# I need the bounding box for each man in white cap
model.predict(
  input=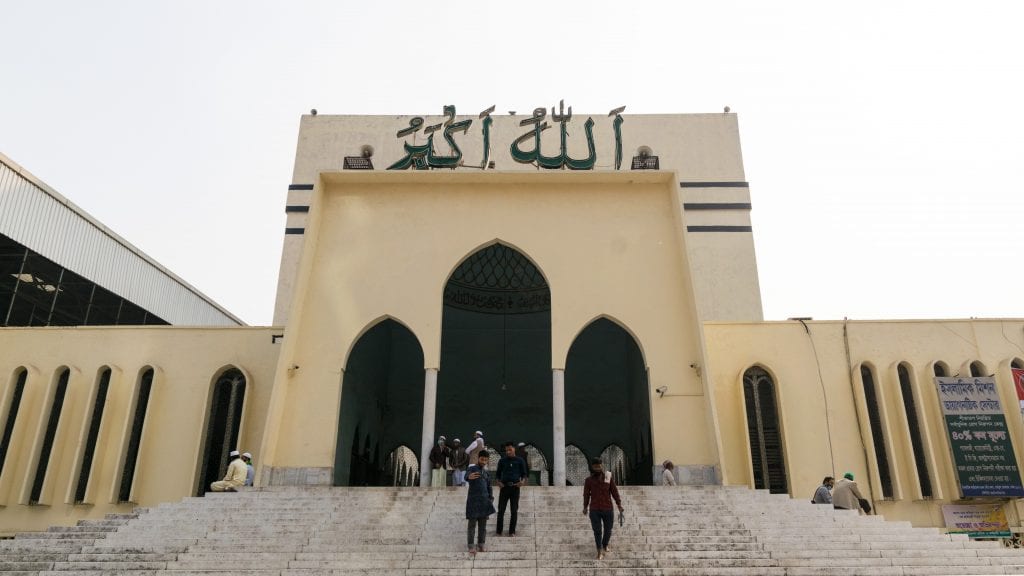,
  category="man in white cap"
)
[464,431,486,466]
[241,452,255,486]
[429,436,449,488]
[210,450,248,492]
